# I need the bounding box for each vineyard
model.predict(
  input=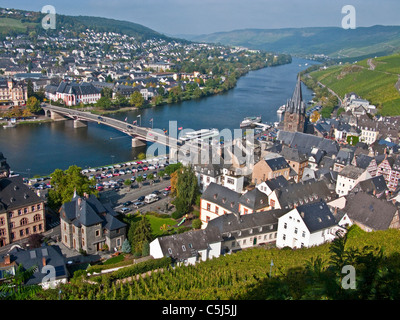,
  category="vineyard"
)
[308,53,400,116]
[33,227,400,300]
